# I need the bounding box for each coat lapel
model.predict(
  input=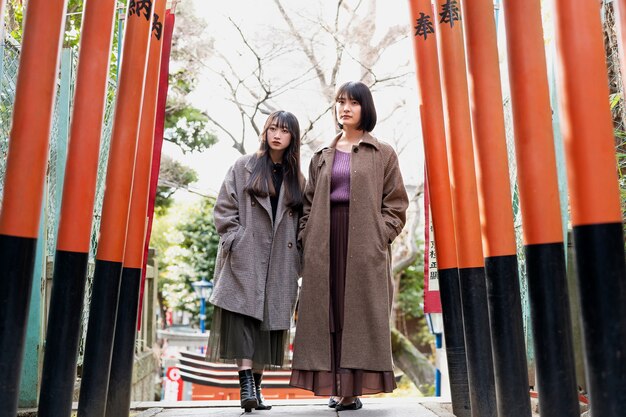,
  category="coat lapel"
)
[245,155,275,225]
[273,185,286,231]
[321,147,335,171]
[256,194,273,224]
